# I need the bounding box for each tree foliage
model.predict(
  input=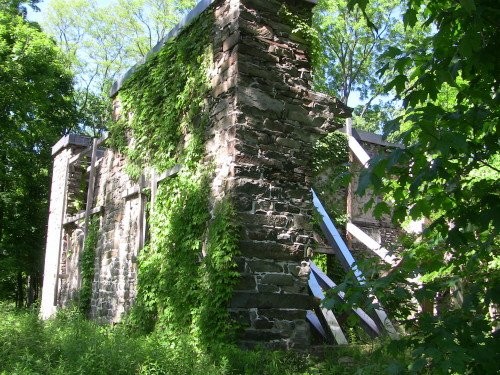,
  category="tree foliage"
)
[330,0,500,372]
[313,0,400,105]
[312,0,430,133]
[0,3,75,305]
[43,0,196,135]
